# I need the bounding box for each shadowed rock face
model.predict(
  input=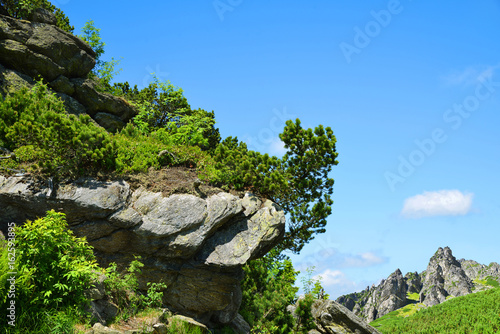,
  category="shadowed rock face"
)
[0,14,137,132]
[0,175,285,324]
